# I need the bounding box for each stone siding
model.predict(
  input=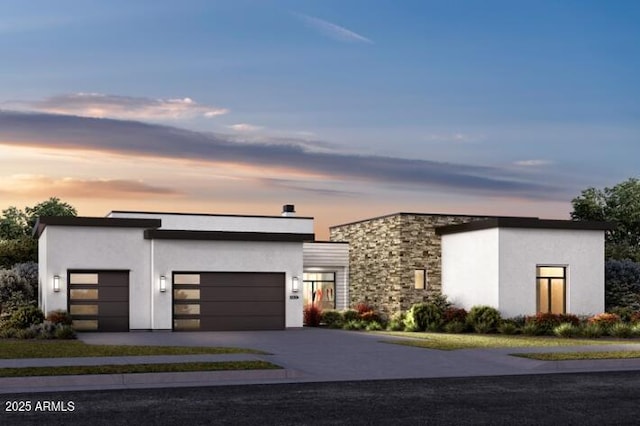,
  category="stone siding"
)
[330,213,489,315]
